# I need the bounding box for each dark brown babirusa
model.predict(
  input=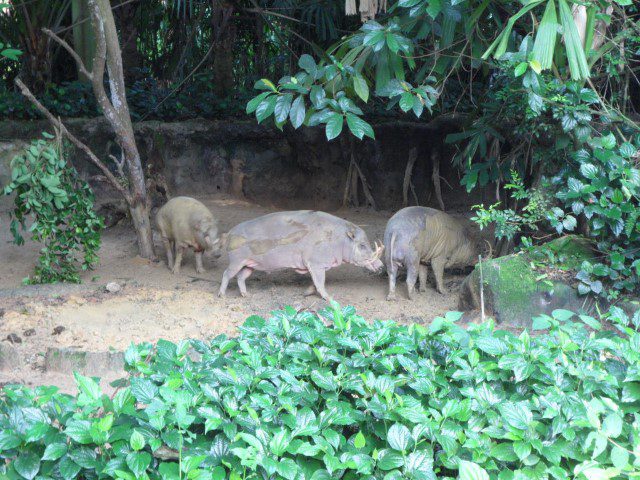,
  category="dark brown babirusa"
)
[156,197,223,274]
[384,206,491,300]
[217,210,384,300]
